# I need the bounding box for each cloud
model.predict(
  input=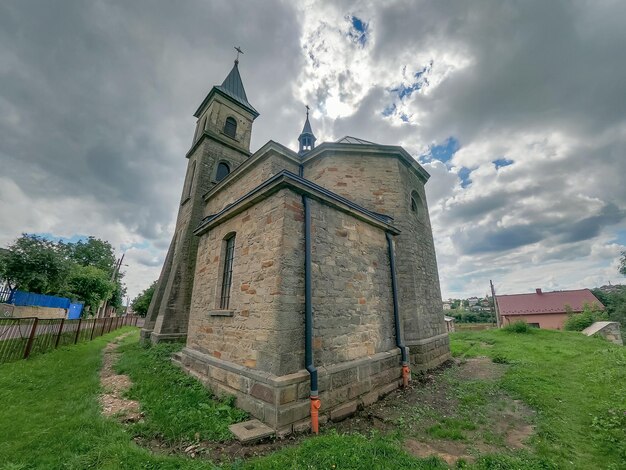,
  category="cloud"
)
[1,0,625,300]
